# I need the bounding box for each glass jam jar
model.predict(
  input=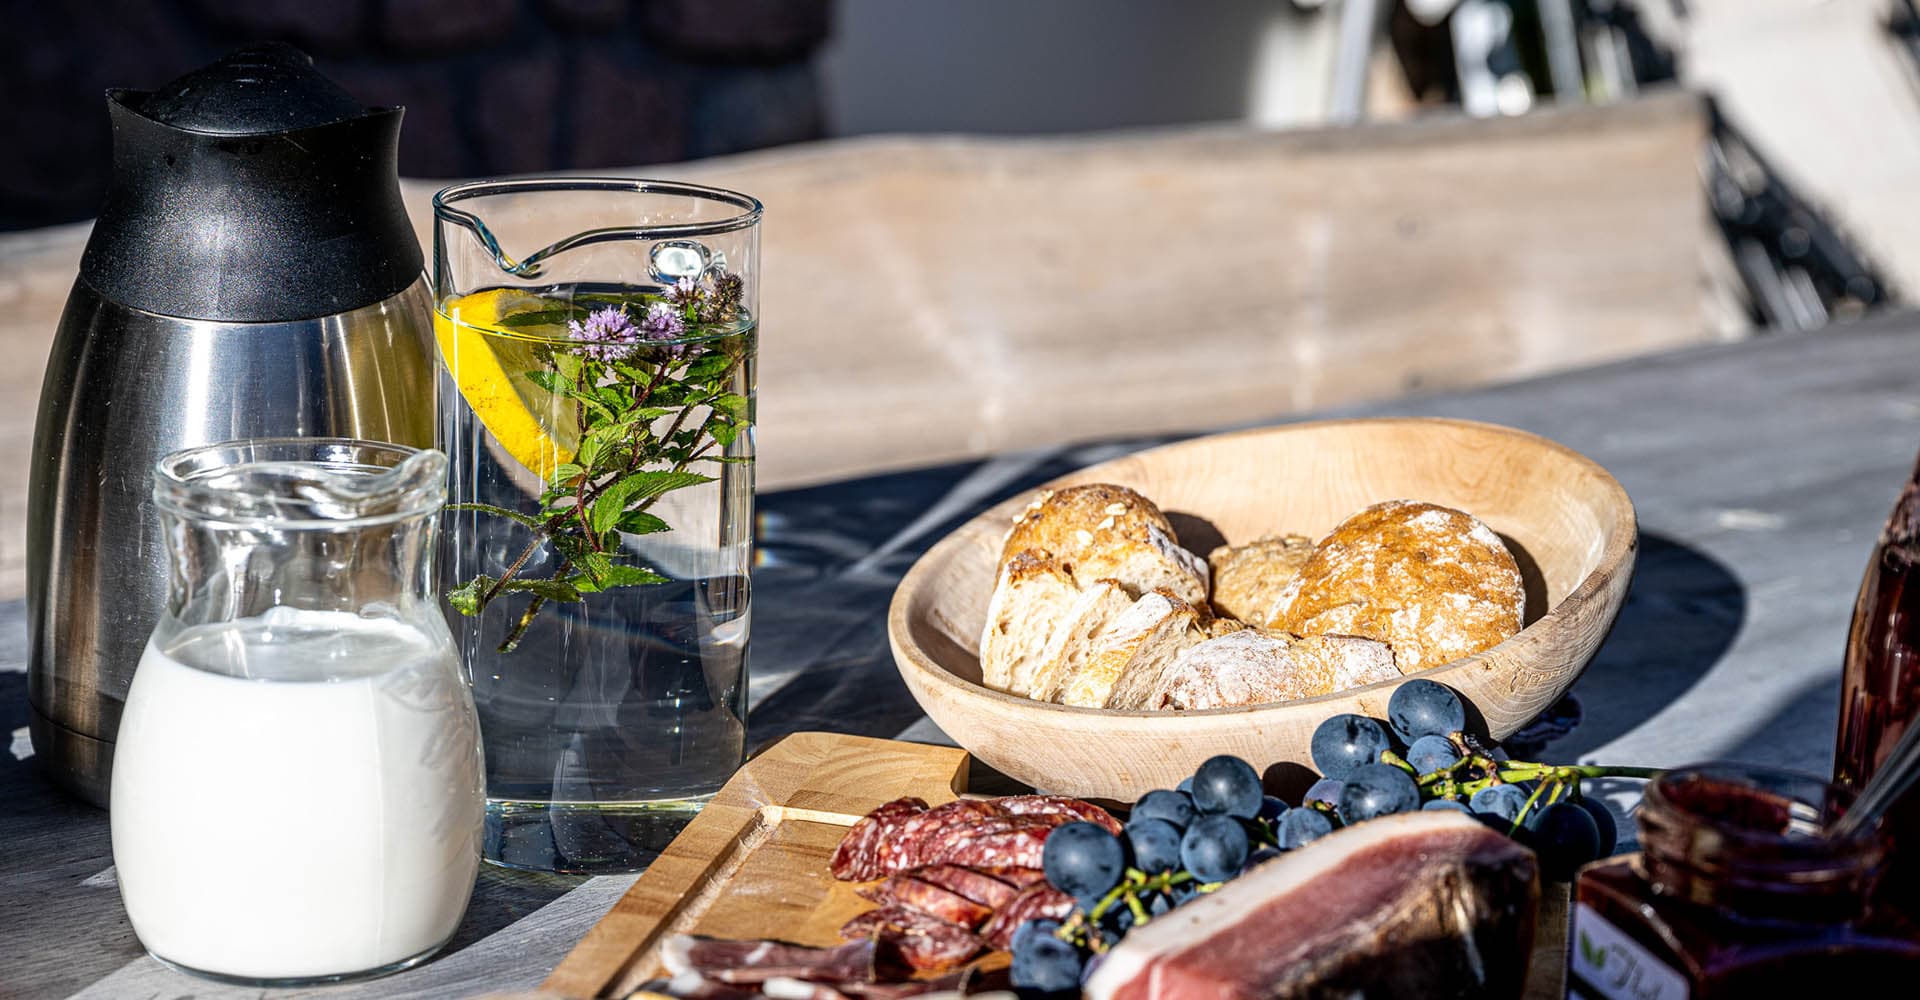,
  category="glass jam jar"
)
[1571,764,1920,999]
